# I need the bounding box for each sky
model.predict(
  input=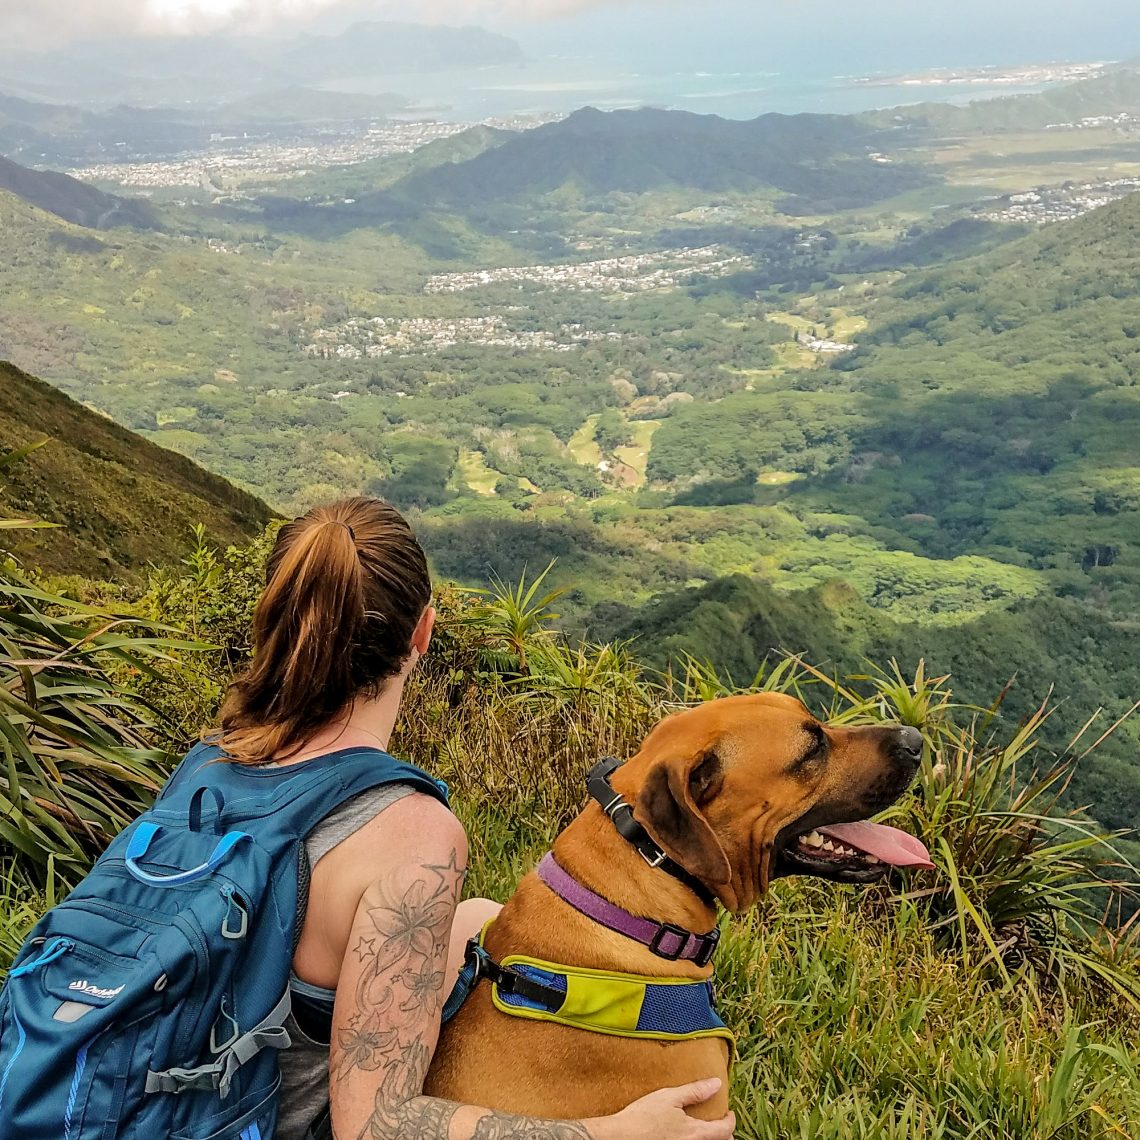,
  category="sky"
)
[4,0,1139,63]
